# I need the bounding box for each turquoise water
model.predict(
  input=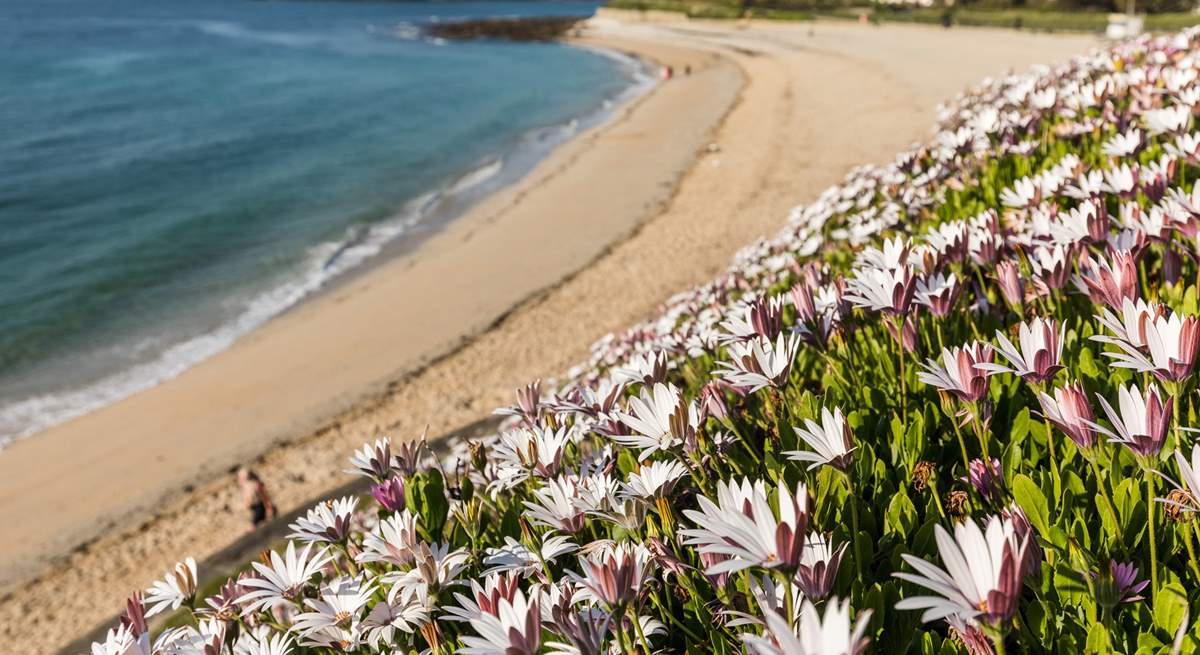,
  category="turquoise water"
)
[0,0,649,445]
